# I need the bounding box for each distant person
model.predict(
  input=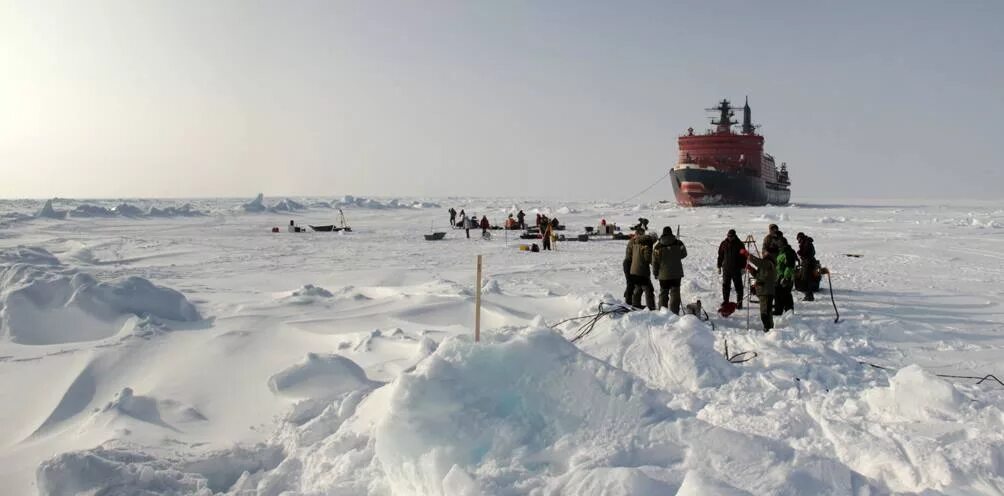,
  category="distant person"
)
[631,217,650,233]
[458,209,466,229]
[506,213,516,229]
[652,227,687,314]
[288,219,296,232]
[542,221,553,250]
[747,248,777,332]
[535,213,542,229]
[465,215,471,239]
[796,232,818,301]
[449,207,457,227]
[480,215,490,236]
[774,237,797,315]
[626,231,656,310]
[550,217,560,230]
[717,229,745,309]
[762,223,782,255]
[517,210,526,230]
